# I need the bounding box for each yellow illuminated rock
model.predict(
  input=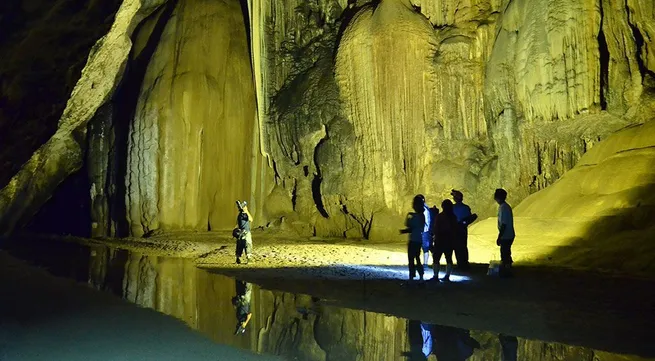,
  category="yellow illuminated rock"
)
[469,117,655,274]
[124,0,260,235]
[0,0,653,259]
